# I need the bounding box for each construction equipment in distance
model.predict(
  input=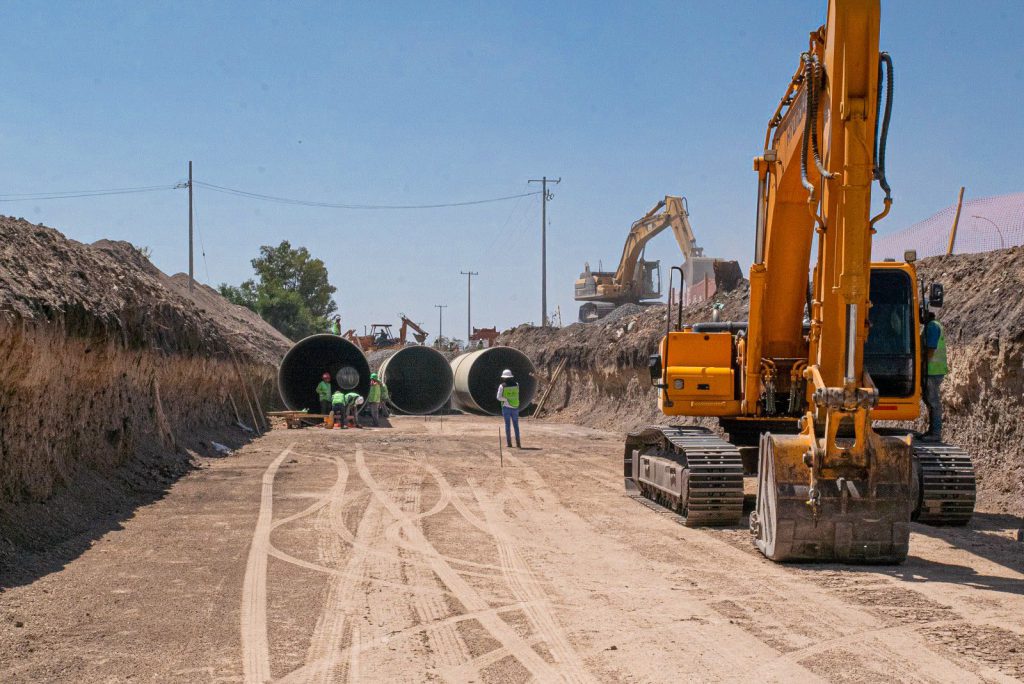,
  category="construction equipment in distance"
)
[574,195,734,322]
[624,0,975,563]
[347,314,429,352]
